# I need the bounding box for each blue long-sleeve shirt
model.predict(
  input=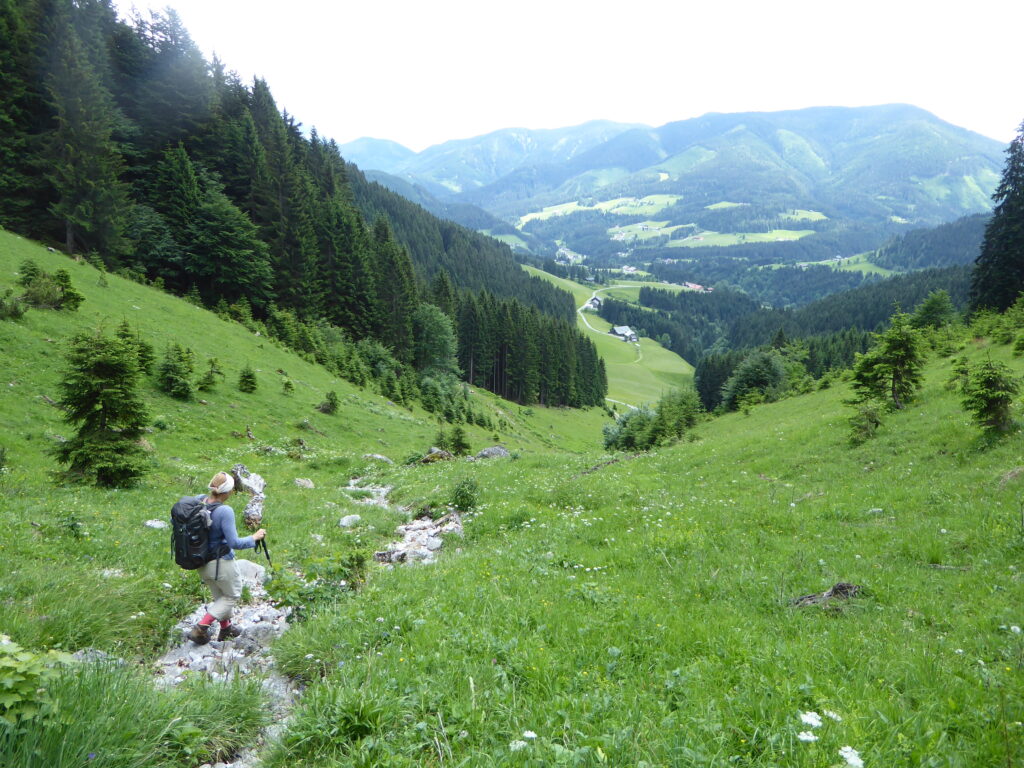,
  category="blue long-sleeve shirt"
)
[196,495,255,559]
